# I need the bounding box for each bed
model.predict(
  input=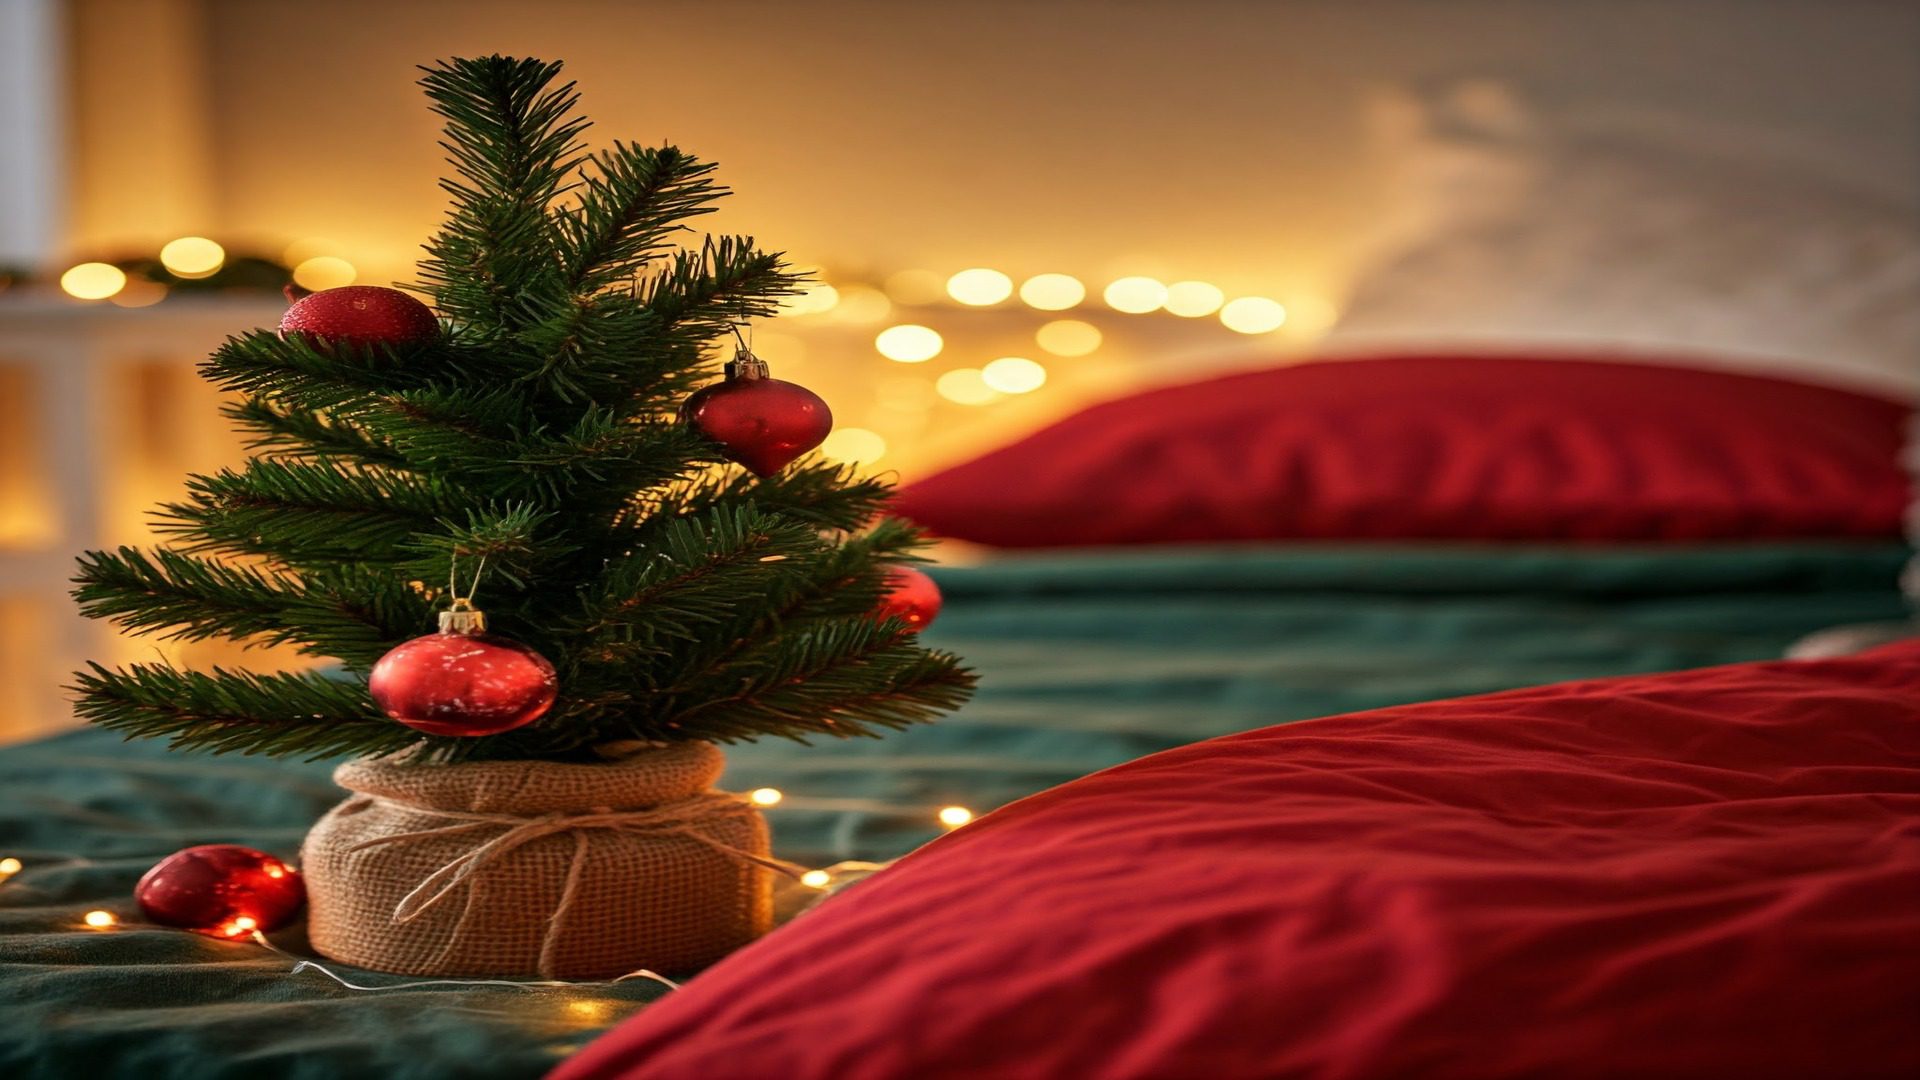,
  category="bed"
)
[1,533,1909,1078]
